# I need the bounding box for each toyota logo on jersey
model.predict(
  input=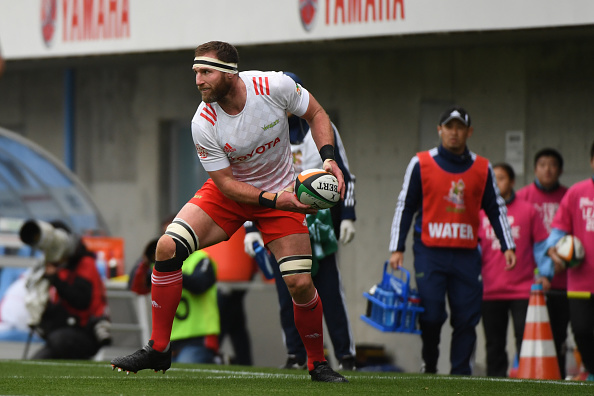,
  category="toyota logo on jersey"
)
[41,0,57,47]
[299,0,317,32]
